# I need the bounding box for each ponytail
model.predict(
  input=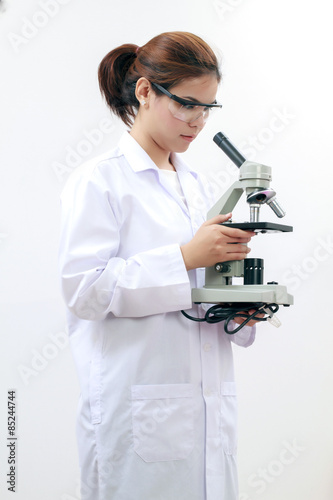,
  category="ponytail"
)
[98,44,139,127]
[98,32,221,127]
